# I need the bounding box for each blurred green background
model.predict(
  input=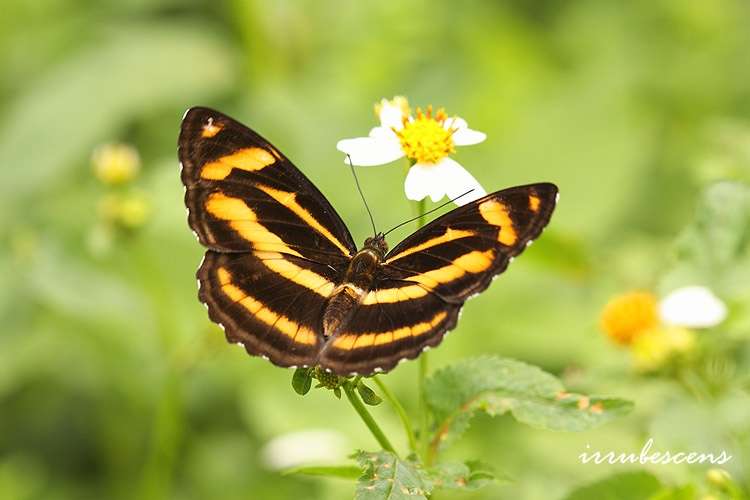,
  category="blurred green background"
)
[2,1,750,499]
